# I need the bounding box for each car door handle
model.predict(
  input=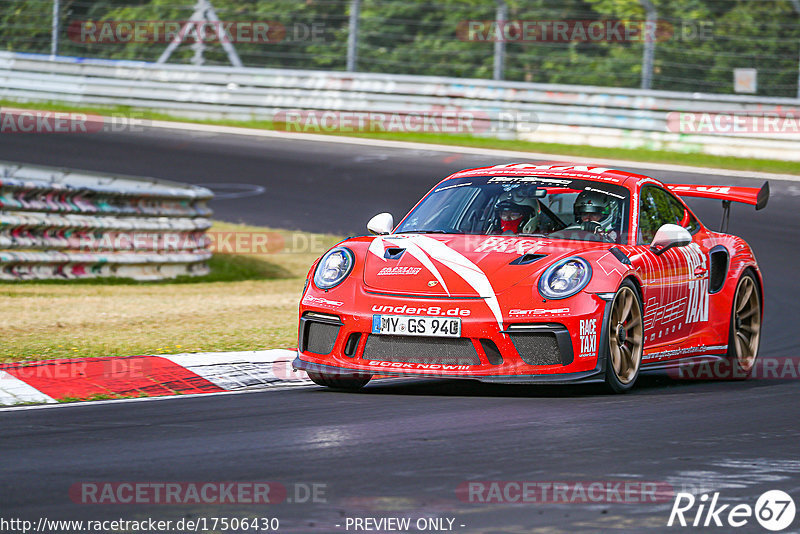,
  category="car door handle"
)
[694,266,708,277]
